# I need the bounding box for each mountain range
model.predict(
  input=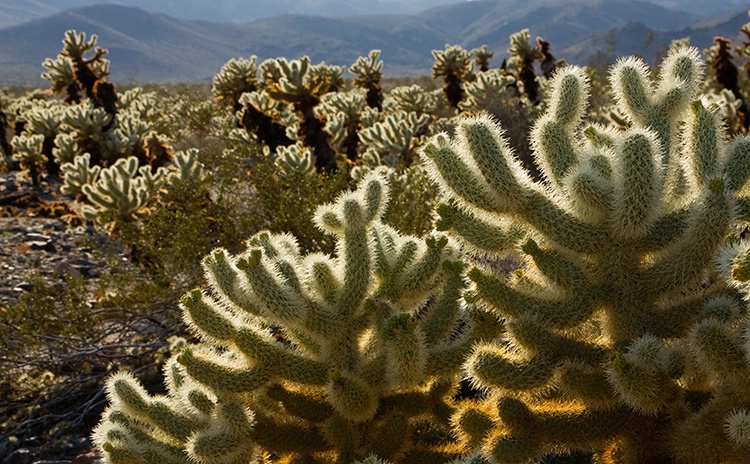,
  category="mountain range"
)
[2,0,749,26]
[0,0,748,86]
